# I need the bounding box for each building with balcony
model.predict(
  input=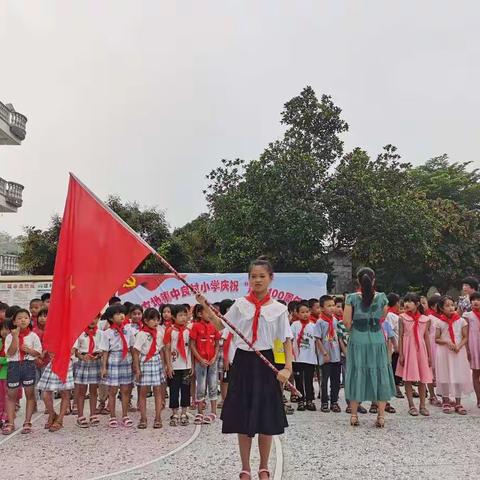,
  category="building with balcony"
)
[0,254,20,276]
[1,99,27,212]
